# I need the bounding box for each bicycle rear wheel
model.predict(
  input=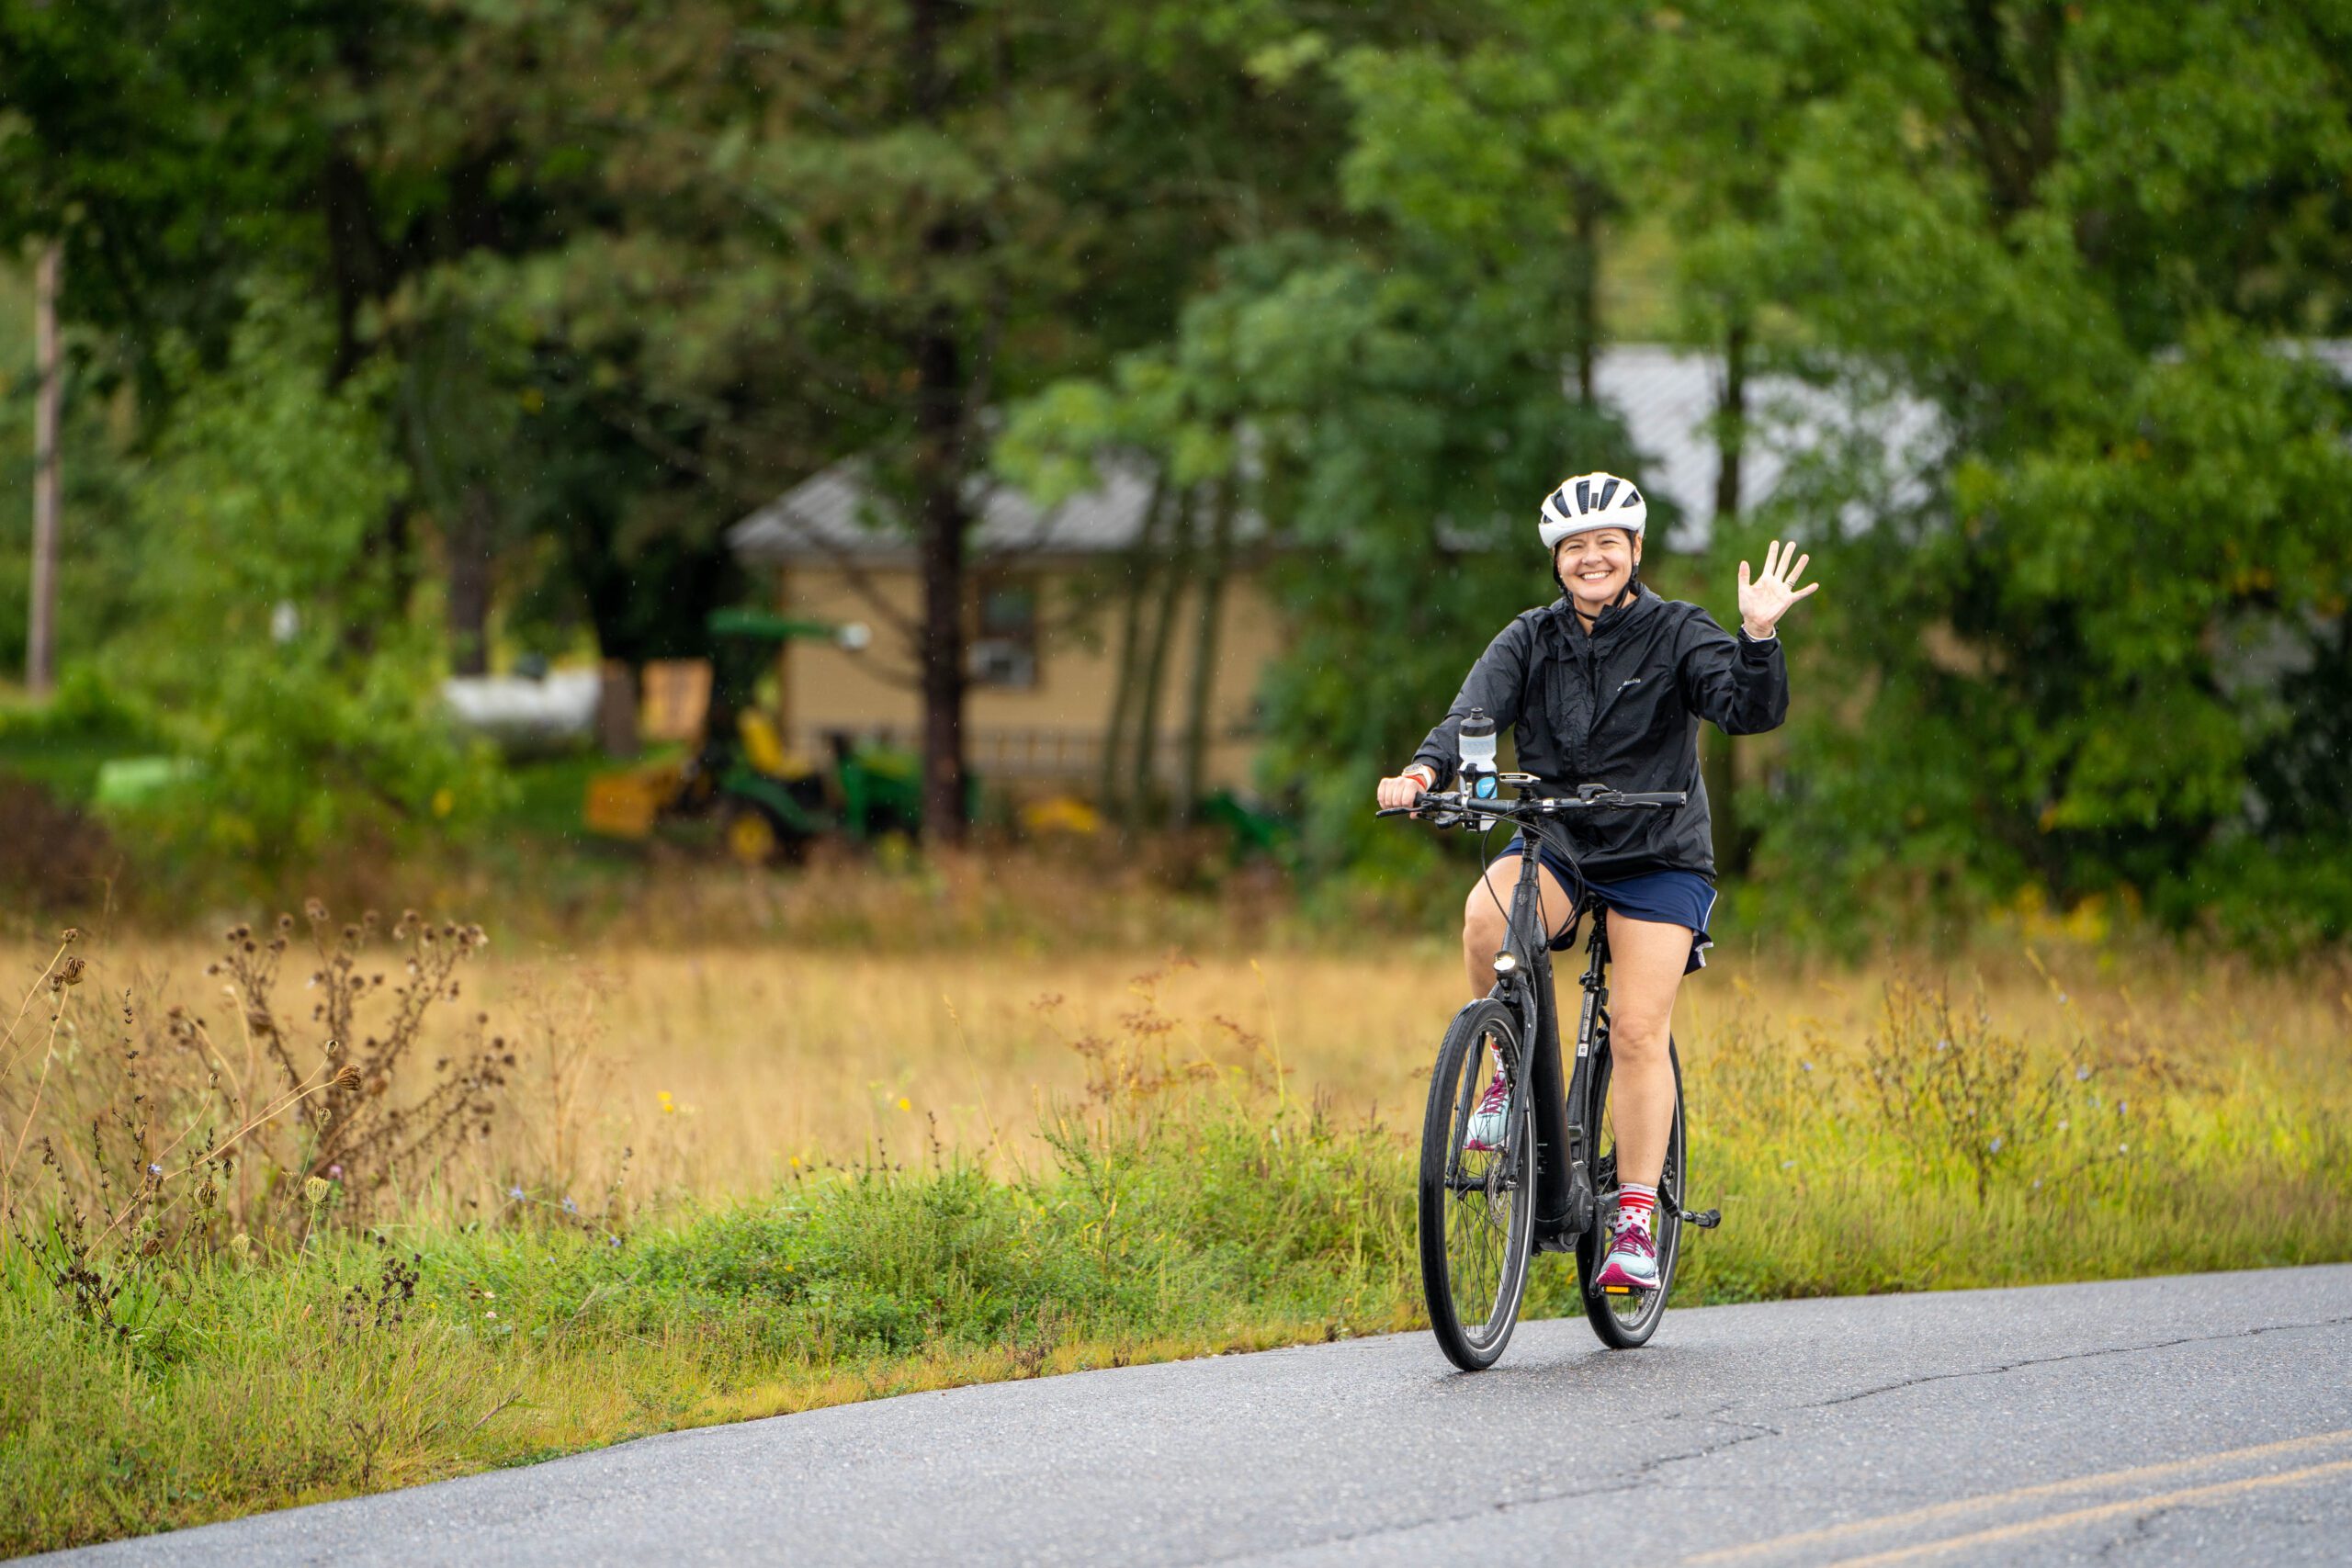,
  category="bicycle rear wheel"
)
[1576,1035,1685,1349]
[1419,998,1536,1371]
